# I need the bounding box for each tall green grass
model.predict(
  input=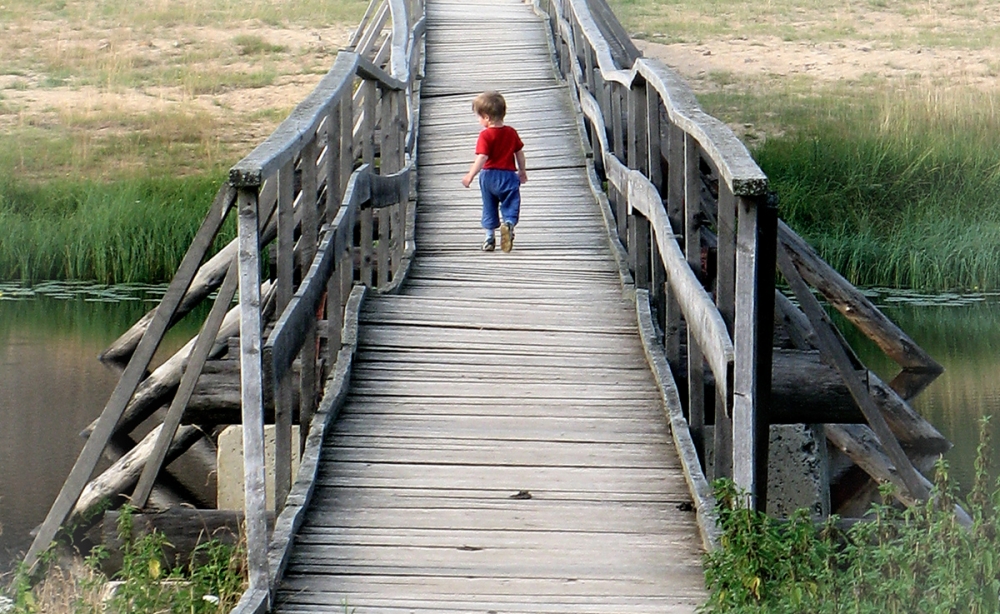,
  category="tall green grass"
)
[0,174,231,283]
[702,84,1000,290]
